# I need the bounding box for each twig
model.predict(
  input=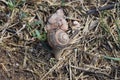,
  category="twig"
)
[0,0,8,5]
[69,59,72,80]
[0,63,10,78]
[40,59,64,80]
[70,65,113,79]
[86,3,120,15]
[65,17,81,21]
[16,24,26,34]
[41,49,73,80]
